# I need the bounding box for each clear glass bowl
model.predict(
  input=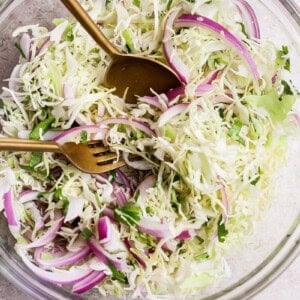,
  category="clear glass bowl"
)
[0,0,299,299]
